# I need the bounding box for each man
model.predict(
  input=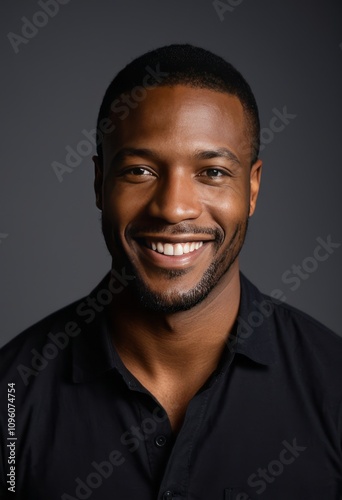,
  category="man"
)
[0,44,341,499]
